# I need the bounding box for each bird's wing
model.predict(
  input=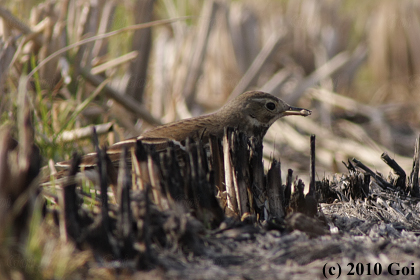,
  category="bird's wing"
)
[140,114,213,141]
[56,115,213,169]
